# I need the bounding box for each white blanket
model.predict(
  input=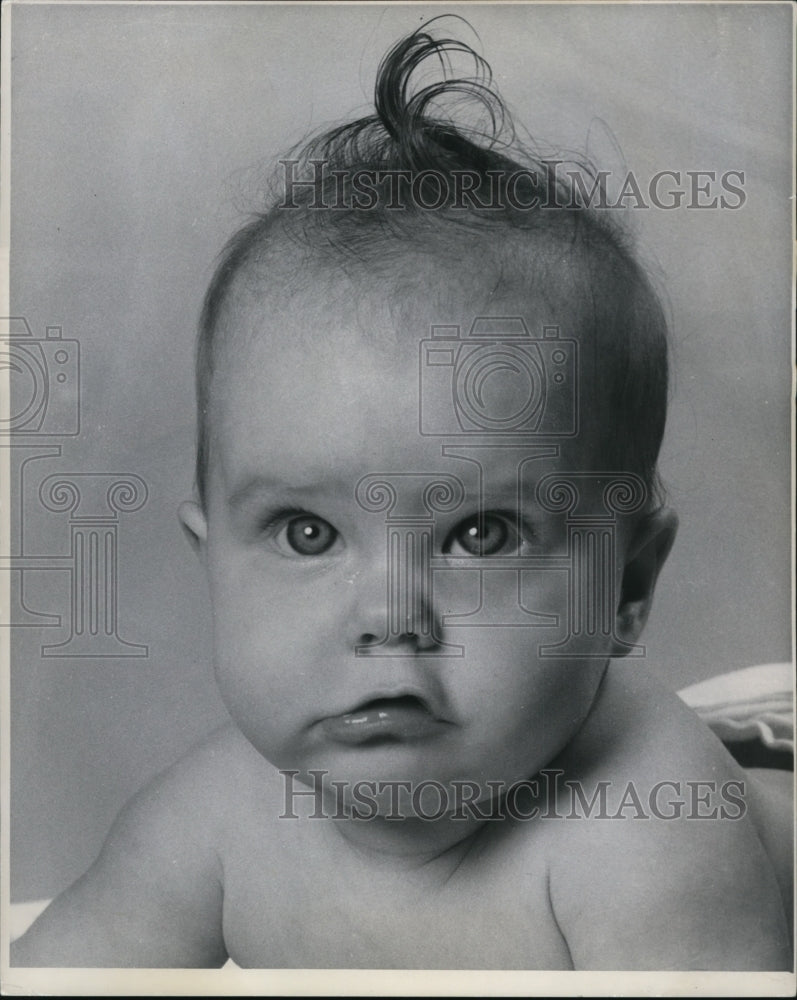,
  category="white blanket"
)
[677,662,794,754]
